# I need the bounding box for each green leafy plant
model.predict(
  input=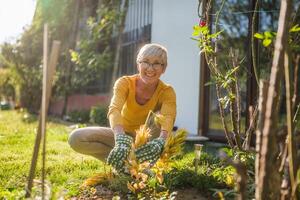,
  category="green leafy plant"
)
[254,24,300,48]
[69,2,121,91]
[0,69,15,101]
[89,106,108,125]
[192,20,245,150]
[254,31,276,47]
[67,110,90,123]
